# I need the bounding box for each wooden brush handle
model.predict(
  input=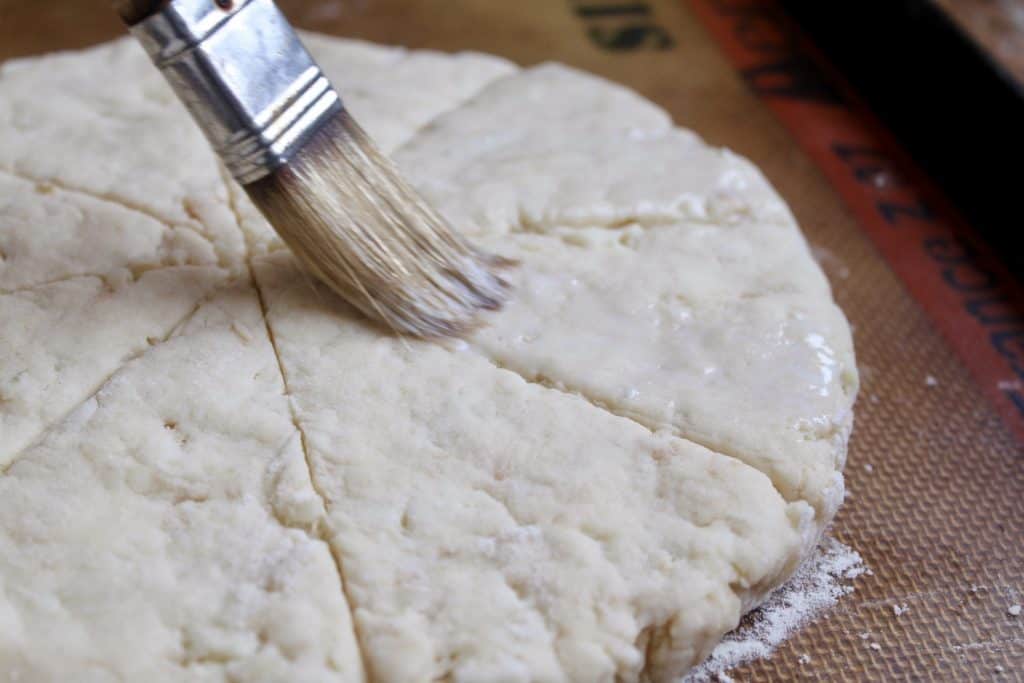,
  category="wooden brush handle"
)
[112,0,169,25]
